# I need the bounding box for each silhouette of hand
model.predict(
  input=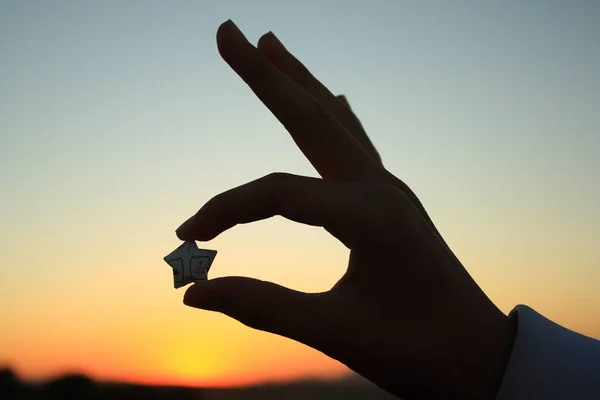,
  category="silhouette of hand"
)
[176,20,516,400]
